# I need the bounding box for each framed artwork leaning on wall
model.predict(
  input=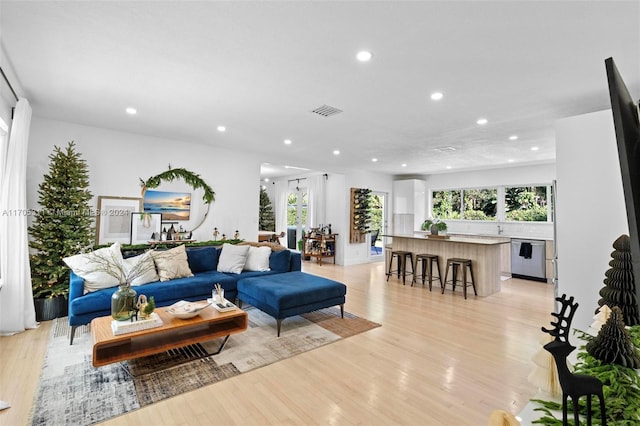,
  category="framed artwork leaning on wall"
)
[95,196,142,245]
